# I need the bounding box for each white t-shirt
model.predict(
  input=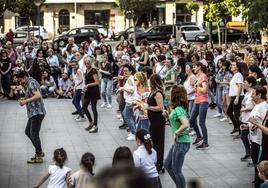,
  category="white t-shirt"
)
[240,91,254,123]
[78,56,87,74]
[47,165,71,188]
[155,63,167,79]
[133,145,159,178]
[73,69,85,90]
[248,101,268,145]
[123,75,137,104]
[229,72,244,97]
